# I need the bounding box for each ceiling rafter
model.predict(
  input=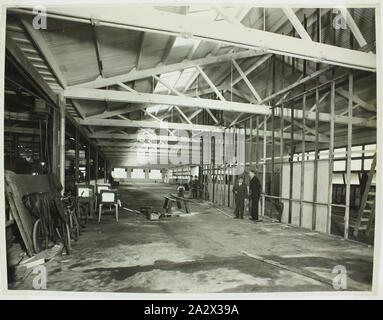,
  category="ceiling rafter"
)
[282,8,312,41]
[12,6,375,73]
